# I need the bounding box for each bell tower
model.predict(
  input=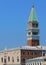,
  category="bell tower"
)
[27,5,39,46]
